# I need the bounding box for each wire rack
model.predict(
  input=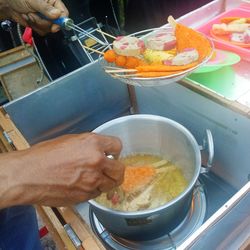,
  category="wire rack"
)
[73,17,111,63]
